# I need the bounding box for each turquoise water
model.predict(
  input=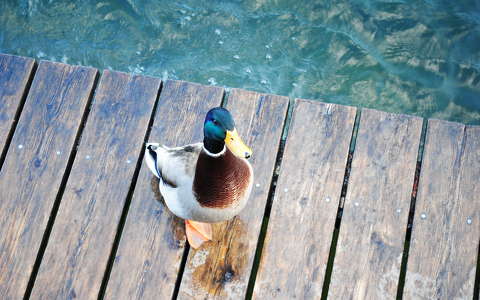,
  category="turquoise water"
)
[1,0,479,124]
